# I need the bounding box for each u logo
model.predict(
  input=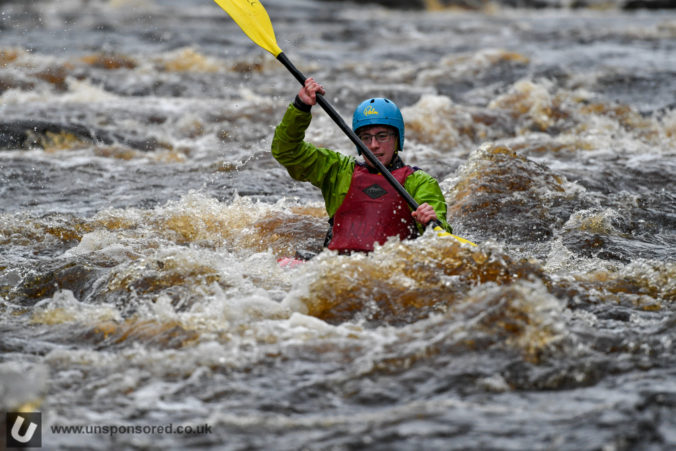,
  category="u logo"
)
[6,412,42,448]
